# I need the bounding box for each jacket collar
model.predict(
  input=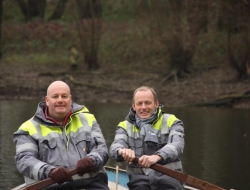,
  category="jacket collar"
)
[125,105,164,126]
[34,101,88,126]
